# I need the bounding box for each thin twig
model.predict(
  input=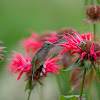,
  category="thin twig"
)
[80,68,87,100]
